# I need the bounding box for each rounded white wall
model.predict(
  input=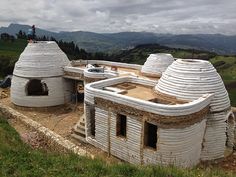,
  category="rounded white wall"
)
[13,41,70,77]
[11,41,72,107]
[11,76,72,107]
[144,119,206,167]
[155,59,233,160]
[141,53,174,76]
